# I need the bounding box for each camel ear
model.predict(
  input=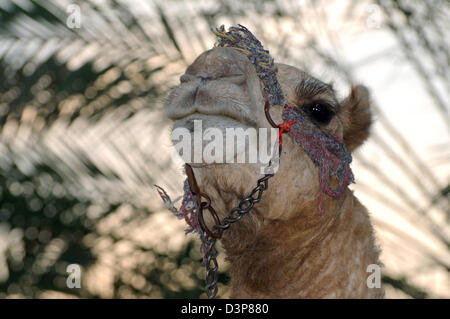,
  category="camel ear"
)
[340,85,373,152]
